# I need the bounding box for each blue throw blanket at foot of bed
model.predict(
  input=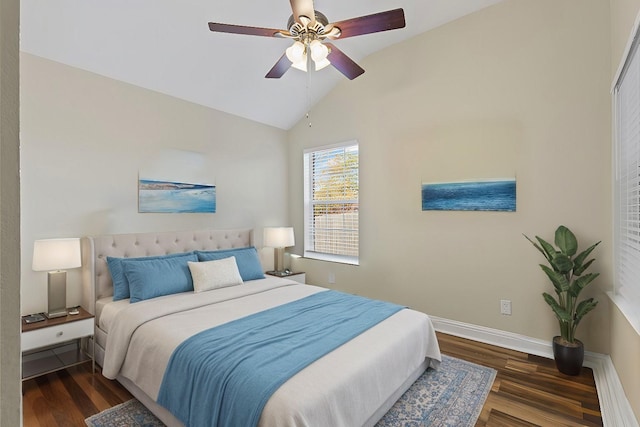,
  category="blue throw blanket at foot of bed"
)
[157,290,404,427]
